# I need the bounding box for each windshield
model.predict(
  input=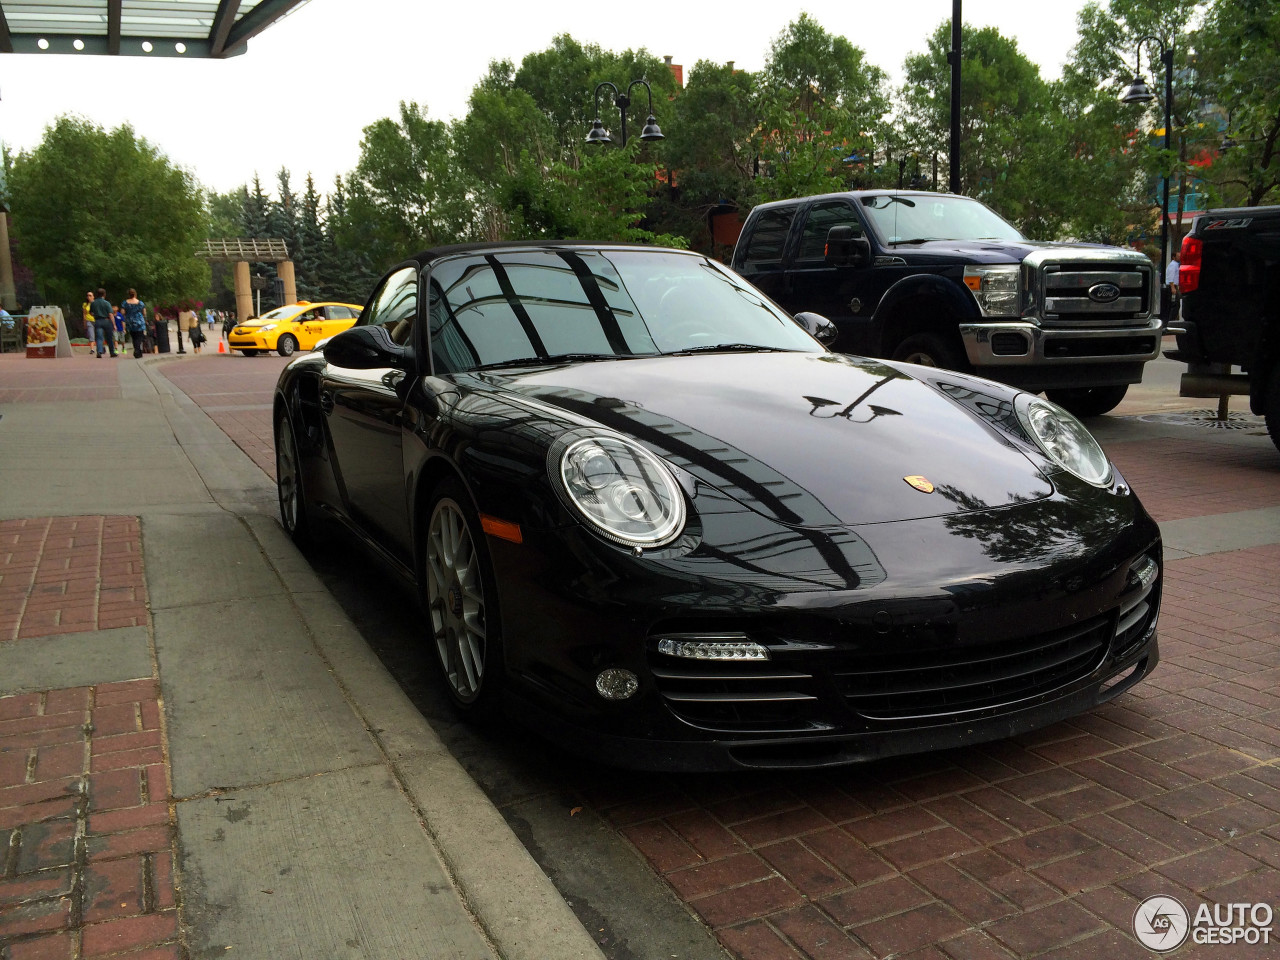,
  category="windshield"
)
[426,249,822,374]
[859,195,1025,244]
[257,305,300,321]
